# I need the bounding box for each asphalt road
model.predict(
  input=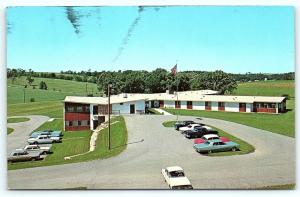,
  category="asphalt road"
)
[7,115,50,155]
[7,115,295,189]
